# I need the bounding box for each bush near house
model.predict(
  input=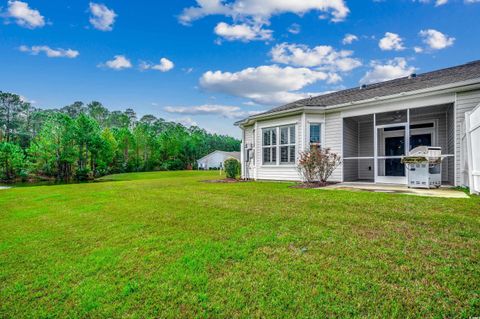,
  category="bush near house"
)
[224,158,240,179]
[297,146,342,185]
